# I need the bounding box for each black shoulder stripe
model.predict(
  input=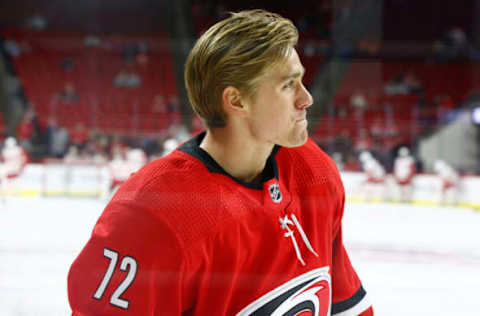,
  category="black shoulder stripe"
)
[331,285,366,314]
